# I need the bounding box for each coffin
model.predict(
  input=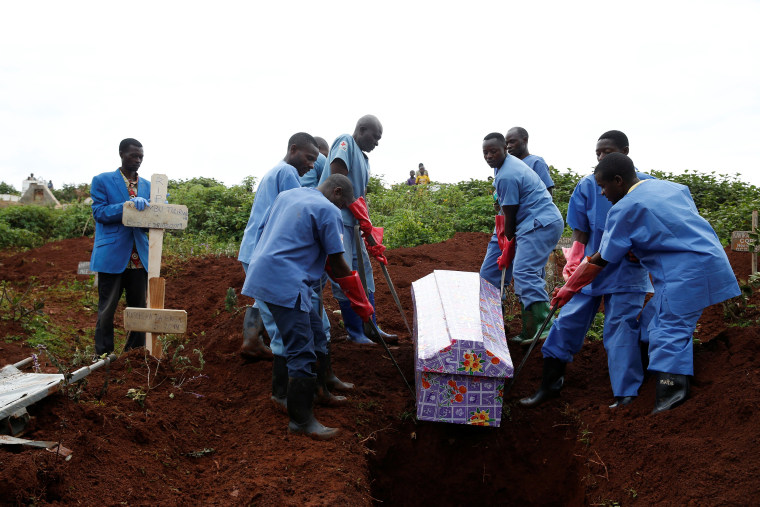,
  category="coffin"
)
[412,270,513,426]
